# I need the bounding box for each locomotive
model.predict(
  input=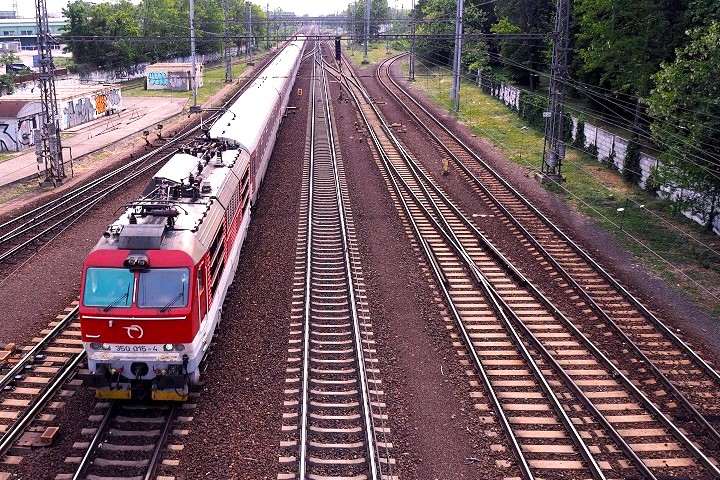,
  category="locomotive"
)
[79,37,306,401]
